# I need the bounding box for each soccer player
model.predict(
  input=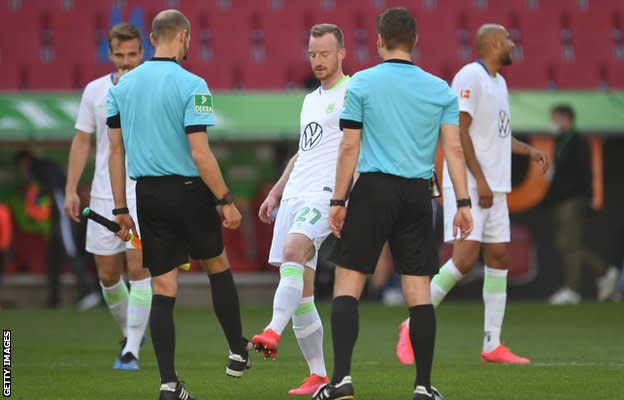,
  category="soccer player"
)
[64,23,151,371]
[107,10,249,400]
[396,24,550,366]
[313,8,472,400]
[251,24,348,396]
